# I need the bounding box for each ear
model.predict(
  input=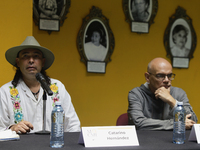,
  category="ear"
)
[145,72,150,83]
[172,34,177,43]
[16,58,20,67]
[42,58,46,67]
